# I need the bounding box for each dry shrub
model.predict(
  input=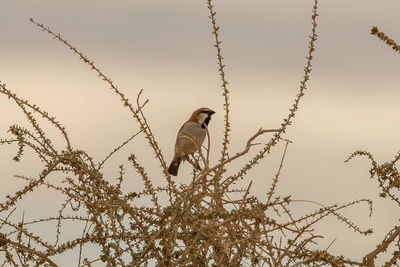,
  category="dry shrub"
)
[0,1,399,266]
